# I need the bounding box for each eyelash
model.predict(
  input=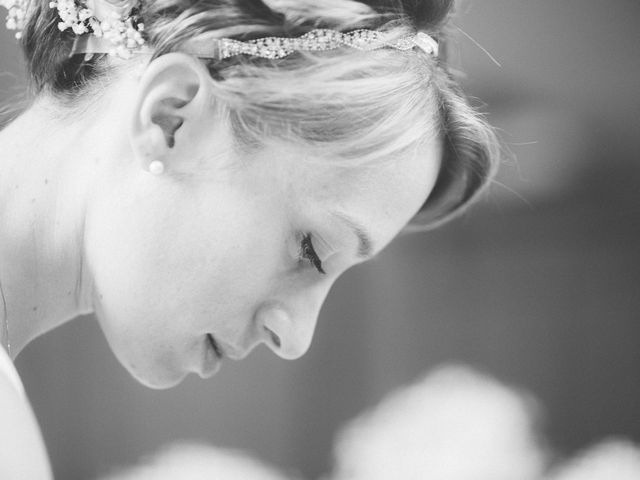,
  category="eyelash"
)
[299,233,326,275]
